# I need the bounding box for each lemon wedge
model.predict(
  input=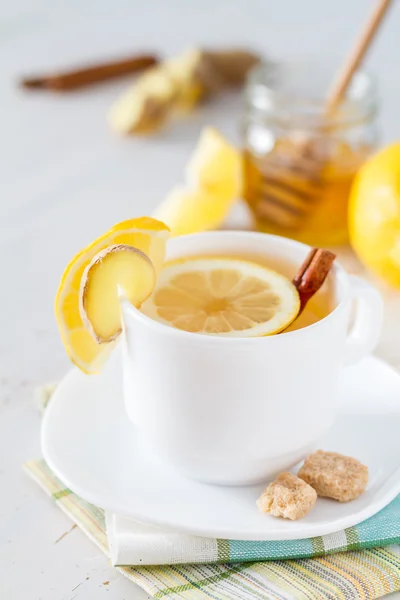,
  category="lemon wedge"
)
[55,217,169,373]
[141,257,300,336]
[185,127,242,199]
[153,185,230,237]
[153,127,242,236]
